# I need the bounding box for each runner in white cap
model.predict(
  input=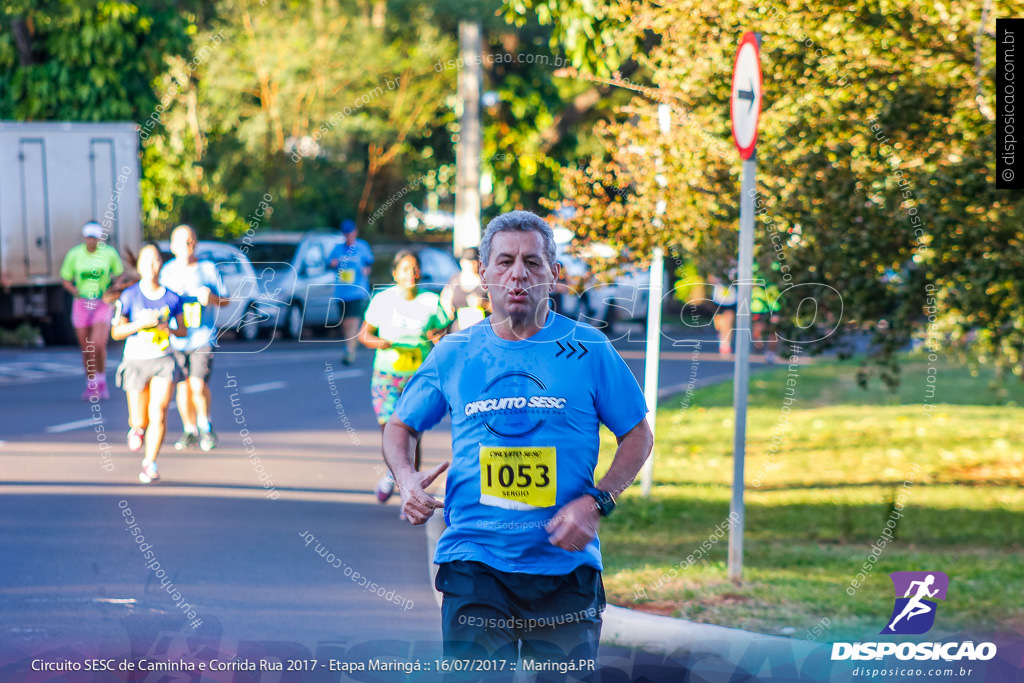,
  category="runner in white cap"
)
[160,225,228,452]
[60,221,125,400]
